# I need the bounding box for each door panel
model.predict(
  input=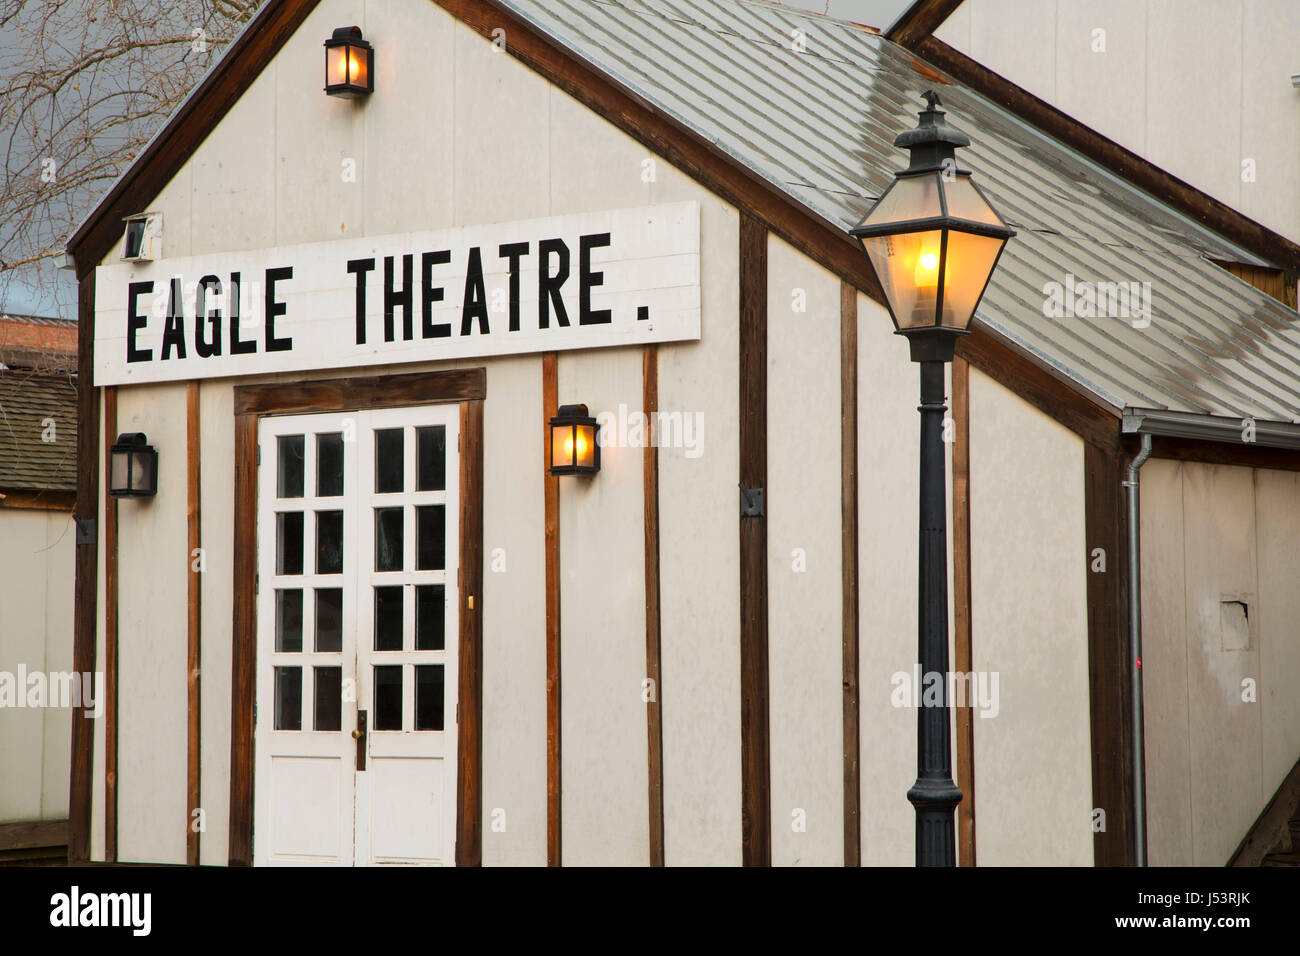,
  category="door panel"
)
[253,405,459,867]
